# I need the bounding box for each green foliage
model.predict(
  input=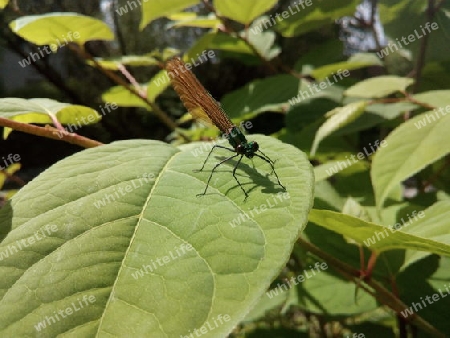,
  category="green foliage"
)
[1,0,450,337]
